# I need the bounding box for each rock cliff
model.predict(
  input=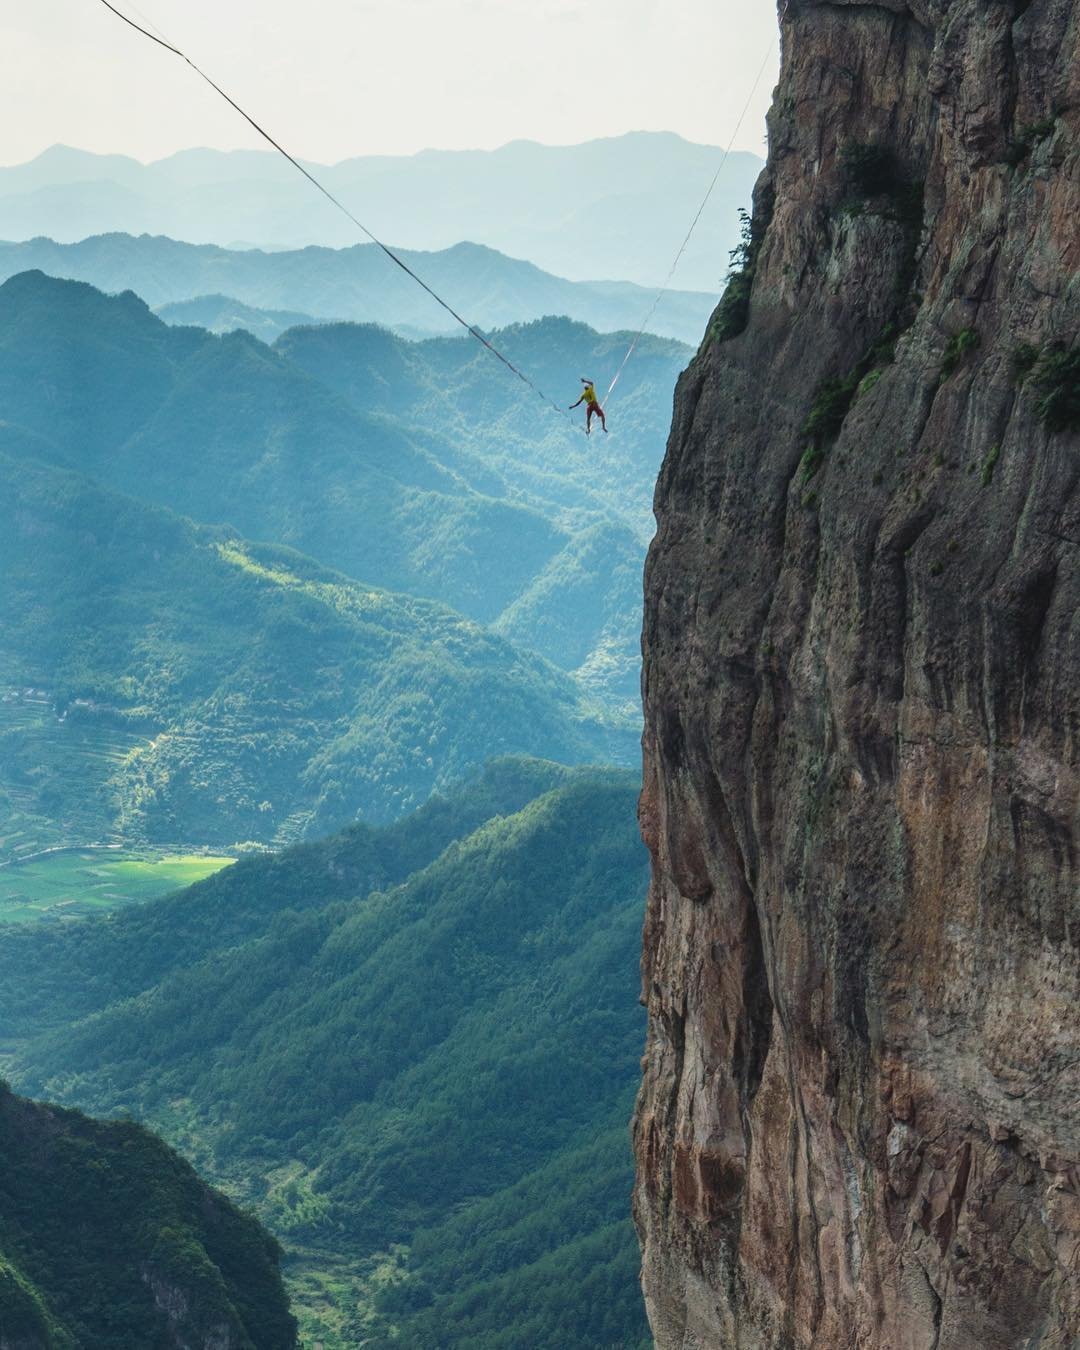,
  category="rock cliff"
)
[634,0,1080,1344]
